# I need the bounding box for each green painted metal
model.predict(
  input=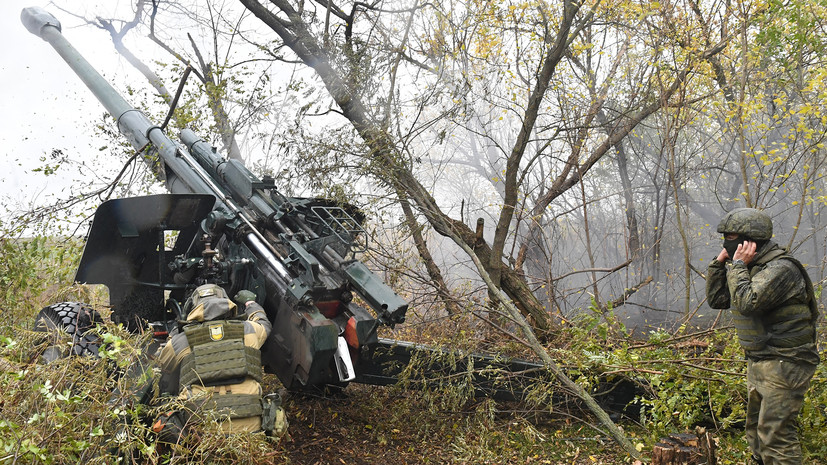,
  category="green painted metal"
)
[22,6,407,391]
